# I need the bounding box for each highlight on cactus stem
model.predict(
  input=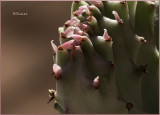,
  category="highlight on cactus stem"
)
[48,1,159,114]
